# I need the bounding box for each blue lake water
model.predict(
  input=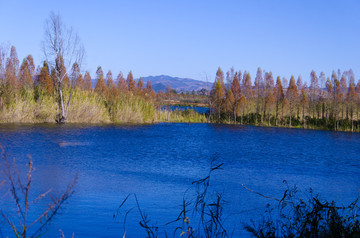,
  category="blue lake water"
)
[159,105,209,114]
[0,123,359,237]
